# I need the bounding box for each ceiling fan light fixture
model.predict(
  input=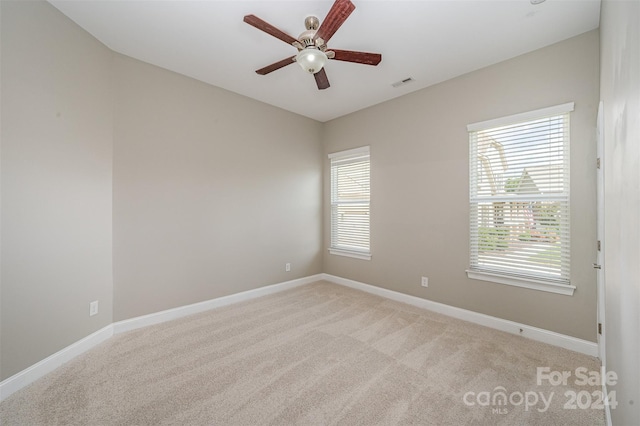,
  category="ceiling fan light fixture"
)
[296,48,327,74]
